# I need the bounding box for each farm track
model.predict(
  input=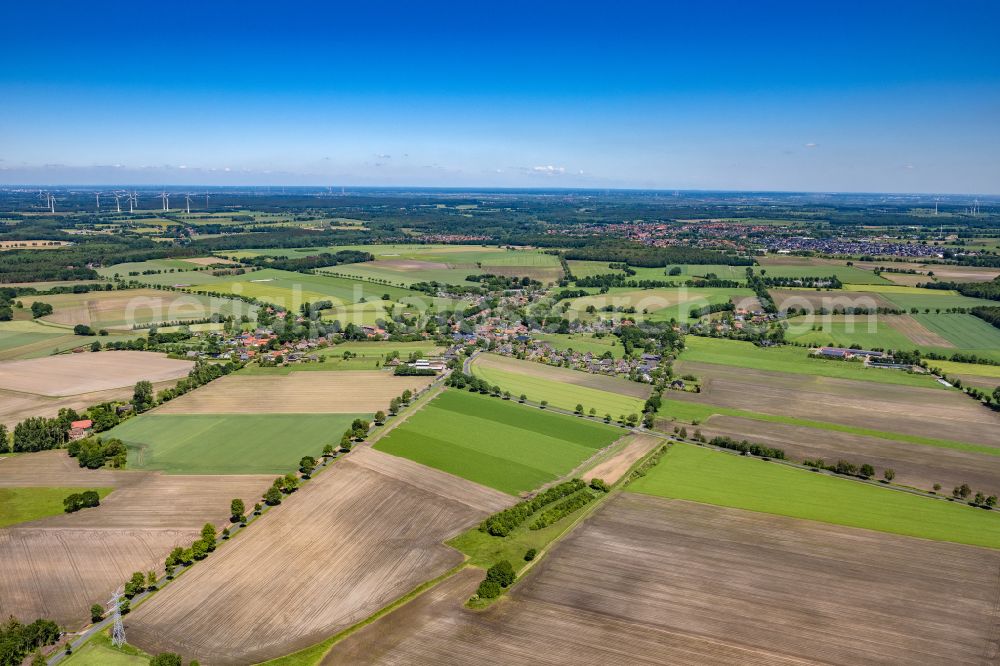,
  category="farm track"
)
[325,494,1000,665]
